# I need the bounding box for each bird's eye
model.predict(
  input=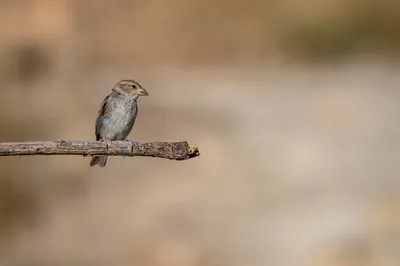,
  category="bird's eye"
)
[132,84,136,88]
